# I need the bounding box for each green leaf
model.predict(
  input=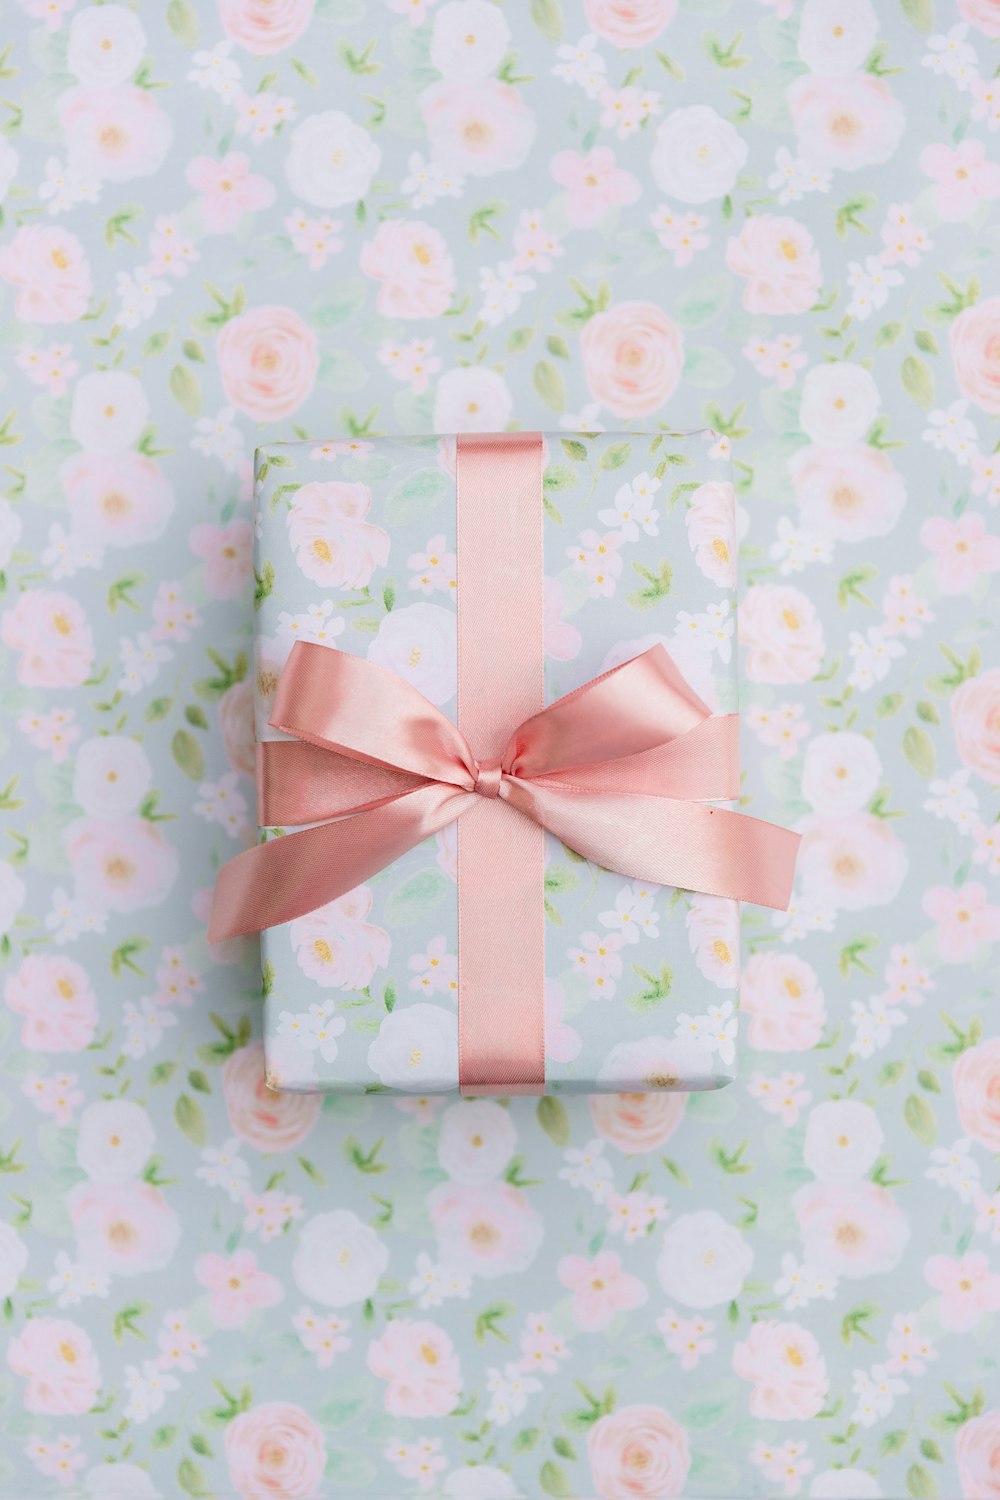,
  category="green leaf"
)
[166,0,199,47]
[507,326,535,353]
[536,1095,570,1147]
[544,464,578,493]
[881,1429,908,1456]
[533,360,566,412]
[531,0,563,42]
[599,441,632,471]
[561,439,587,462]
[920,1439,944,1463]
[175,1094,207,1147]
[901,0,934,34]
[547,334,571,359]
[904,1092,937,1147]
[902,725,936,777]
[876,692,905,718]
[874,321,904,348]
[915,329,939,356]
[675,273,733,328]
[901,354,934,408]
[146,696,173,722]
[184,704,209,730]
[682,345,735,389]
[384,870,448,926]
[254,561,275,610]
[171,729,205,782]
[514,1428,542,1452]
[152,1426,179,1449]
[907,1463,939,1499]
[539,1461,574,1498]
[878,1059,905,1087]
[169,363,201,416]
[384,468,448,526]
[144,330,172,357]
